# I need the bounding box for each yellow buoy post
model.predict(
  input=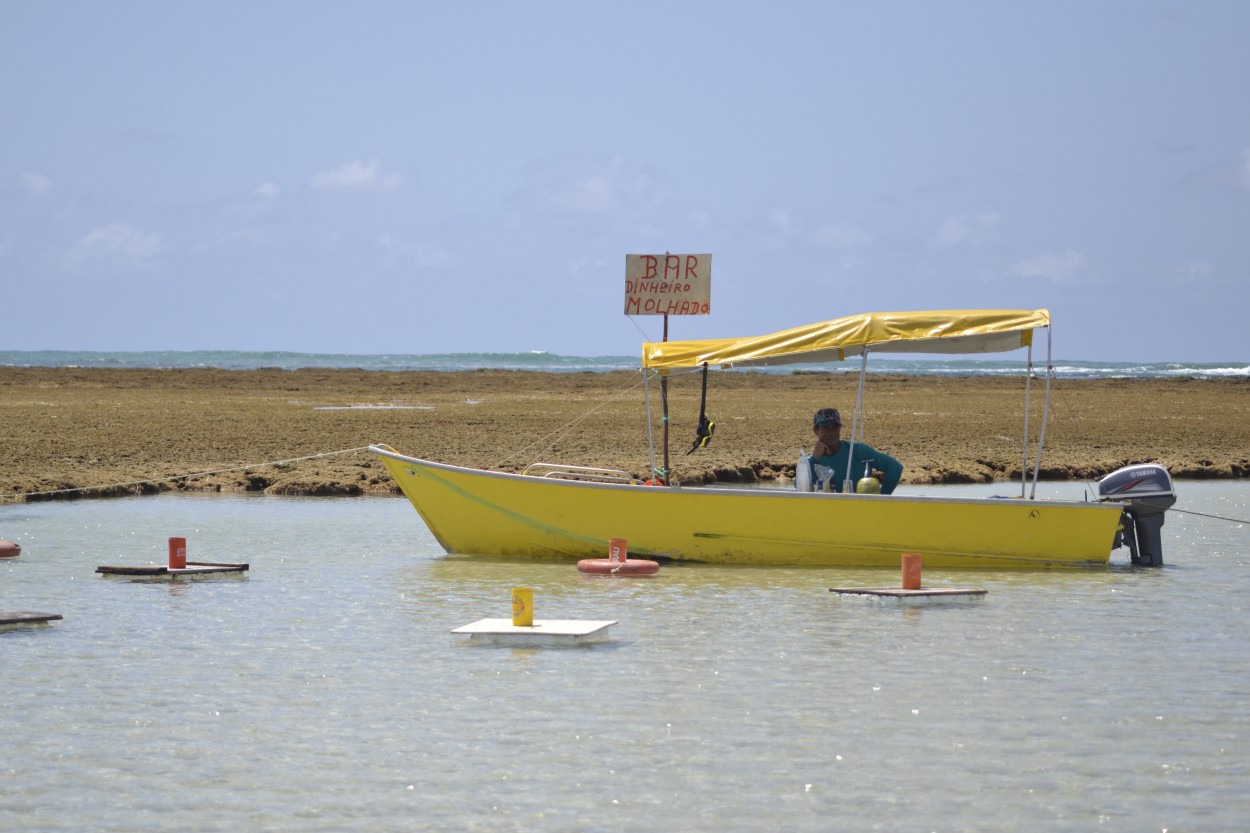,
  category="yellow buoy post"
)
[512,587,533,627]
